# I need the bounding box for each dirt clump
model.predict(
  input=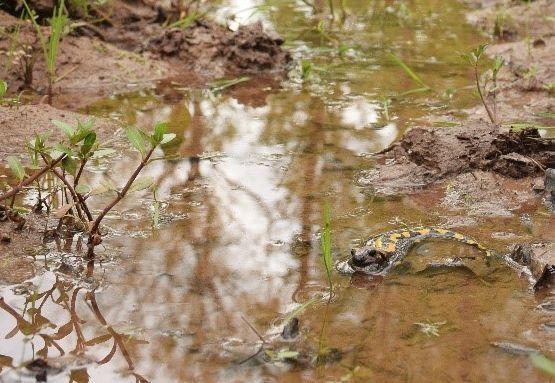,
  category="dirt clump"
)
[358,122,555,195]
[144,21,291,78]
